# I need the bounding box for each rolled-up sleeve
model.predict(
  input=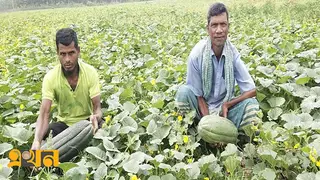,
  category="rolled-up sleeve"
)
[89,69,101,99]
[42,73,54,101]
[186,55,203,97]
[233,53,256,93]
